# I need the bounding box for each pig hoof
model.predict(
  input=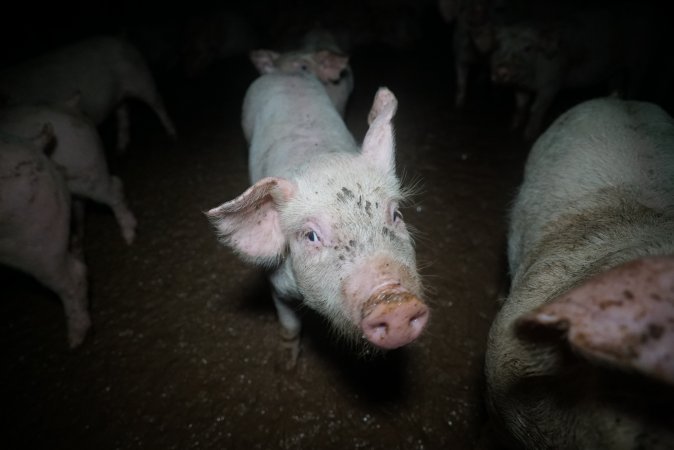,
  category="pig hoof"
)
[67,315,92,348]
[279,335,300,371]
